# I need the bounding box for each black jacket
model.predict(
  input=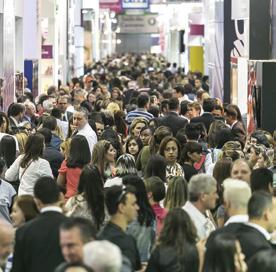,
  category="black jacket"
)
[11,211,67,272]
[236,224,272,262]
[190,112,214,132]
[146,244,198,272]
[157,112,188,136]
